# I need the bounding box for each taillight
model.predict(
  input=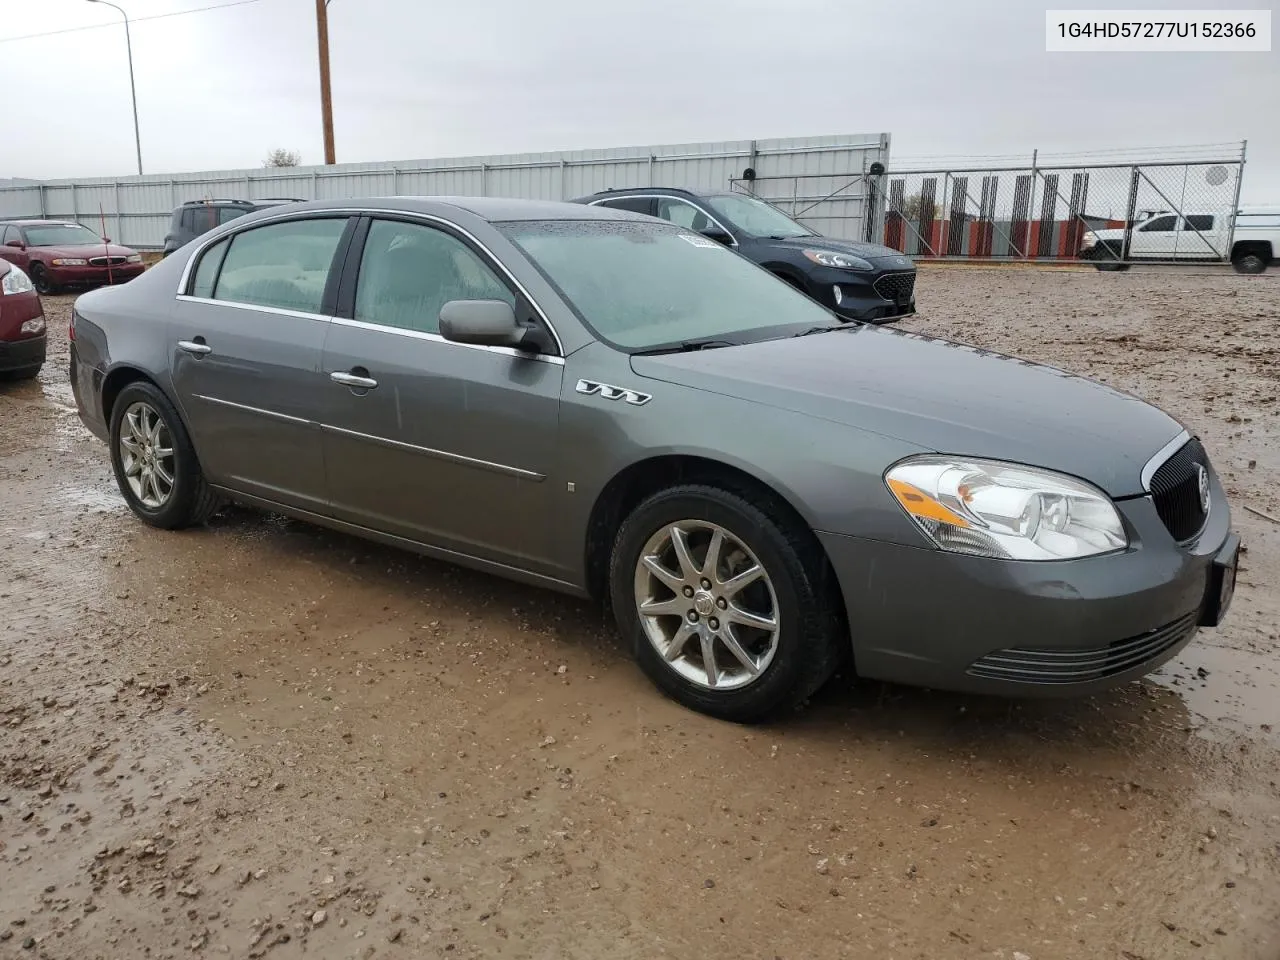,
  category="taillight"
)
[68,309,76,341]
